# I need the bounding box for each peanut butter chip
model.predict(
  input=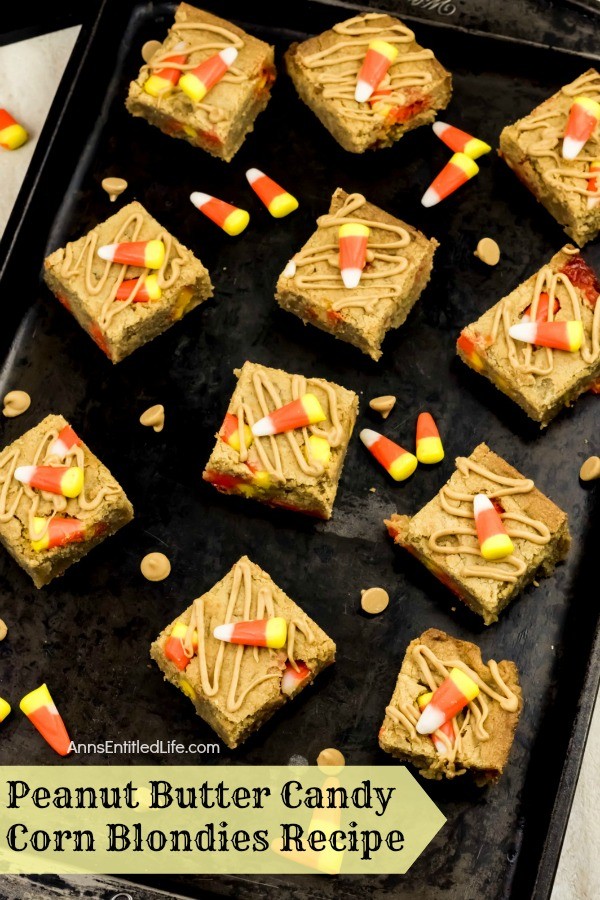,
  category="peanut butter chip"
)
[140,404,165,433]
[317,748,345,770]
[580,456,600,482]
[361,587,389,615]
[474,238,500,266]
[101,176,128,203]
[141,40,162,63]
[369,395,396,419]
[0,619,7,641]
[140,552,171,582]
[2,390,31,418]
